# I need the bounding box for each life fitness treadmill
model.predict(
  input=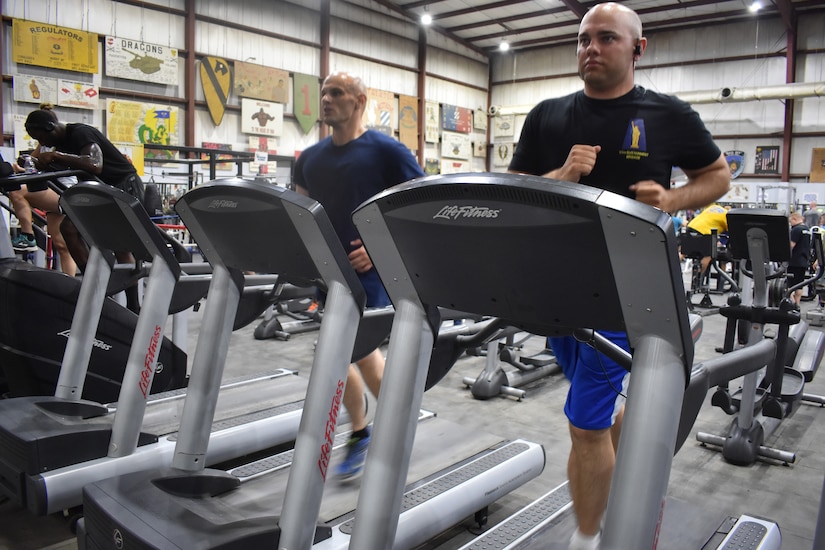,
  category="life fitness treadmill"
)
[77,178,545,550]
[0,182,307,517]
